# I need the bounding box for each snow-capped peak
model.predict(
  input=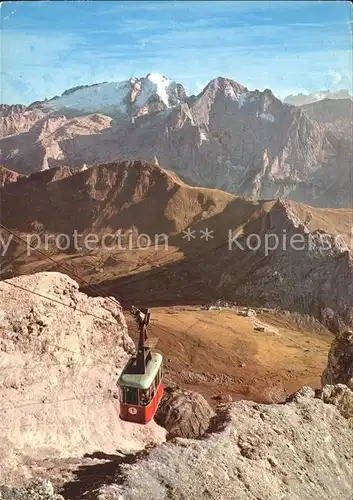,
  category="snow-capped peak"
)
[42,74,185,117]
[136,73,174,108]
[145,73,169,85]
